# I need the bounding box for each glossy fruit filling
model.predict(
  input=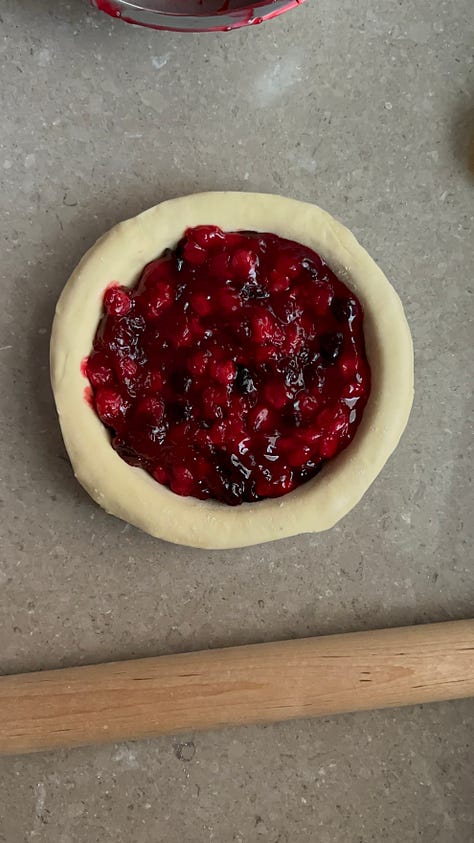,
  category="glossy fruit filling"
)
[84,226,371,505]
